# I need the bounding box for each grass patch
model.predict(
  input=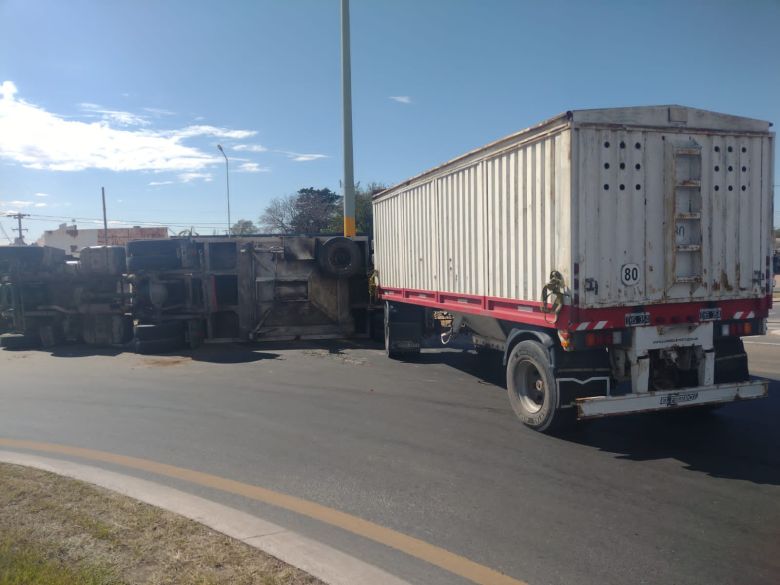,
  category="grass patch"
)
[0,538,119,585]
[0,463,321,585]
